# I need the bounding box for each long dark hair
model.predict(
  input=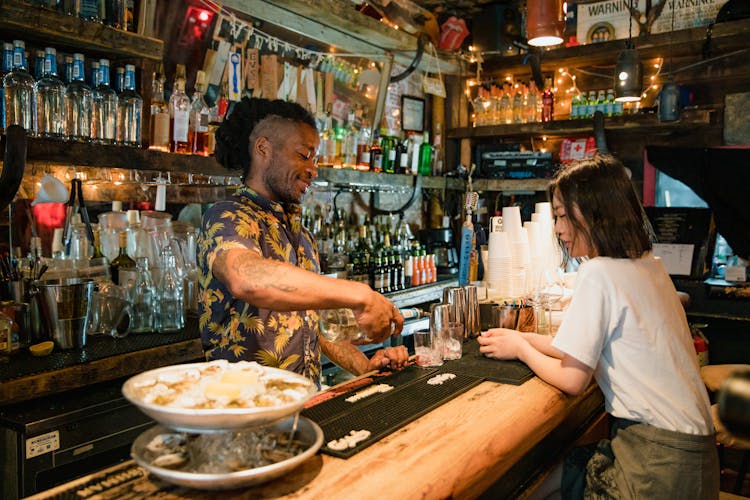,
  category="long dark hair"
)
[214,97,317,180]
[548,155,653,259]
